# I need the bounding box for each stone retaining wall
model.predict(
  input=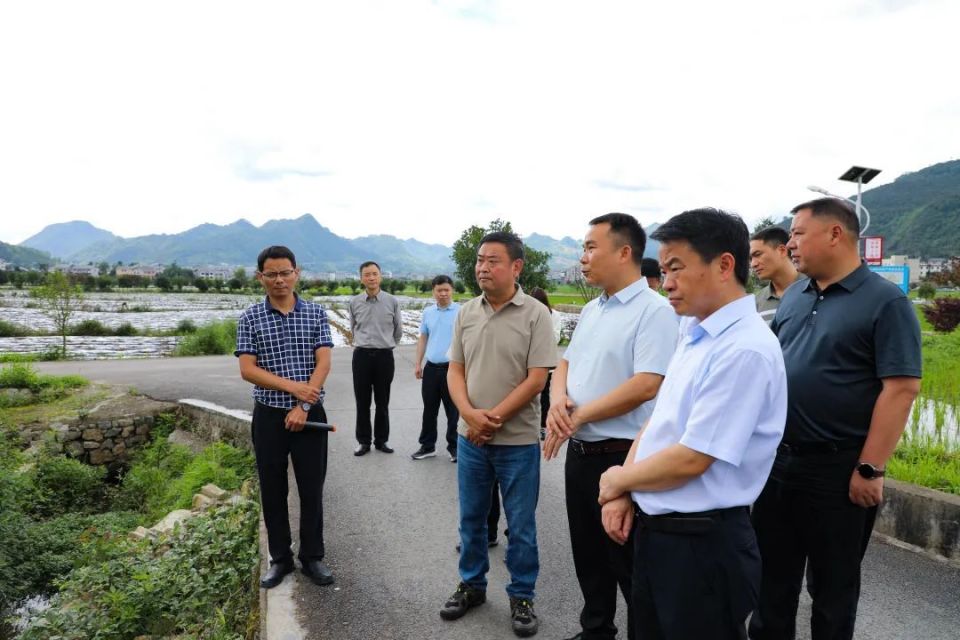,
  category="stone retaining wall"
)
[19,395,177,466]
[876,479,960,563]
